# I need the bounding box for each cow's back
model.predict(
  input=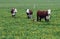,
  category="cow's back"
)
[29,10,33,15]
[11,9,14,13]
[37,10,48,18]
